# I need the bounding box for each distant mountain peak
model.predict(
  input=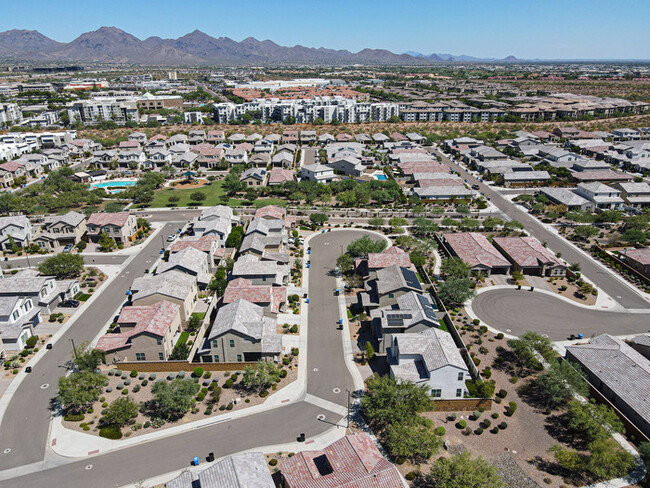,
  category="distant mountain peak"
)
[0,27,520,65]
